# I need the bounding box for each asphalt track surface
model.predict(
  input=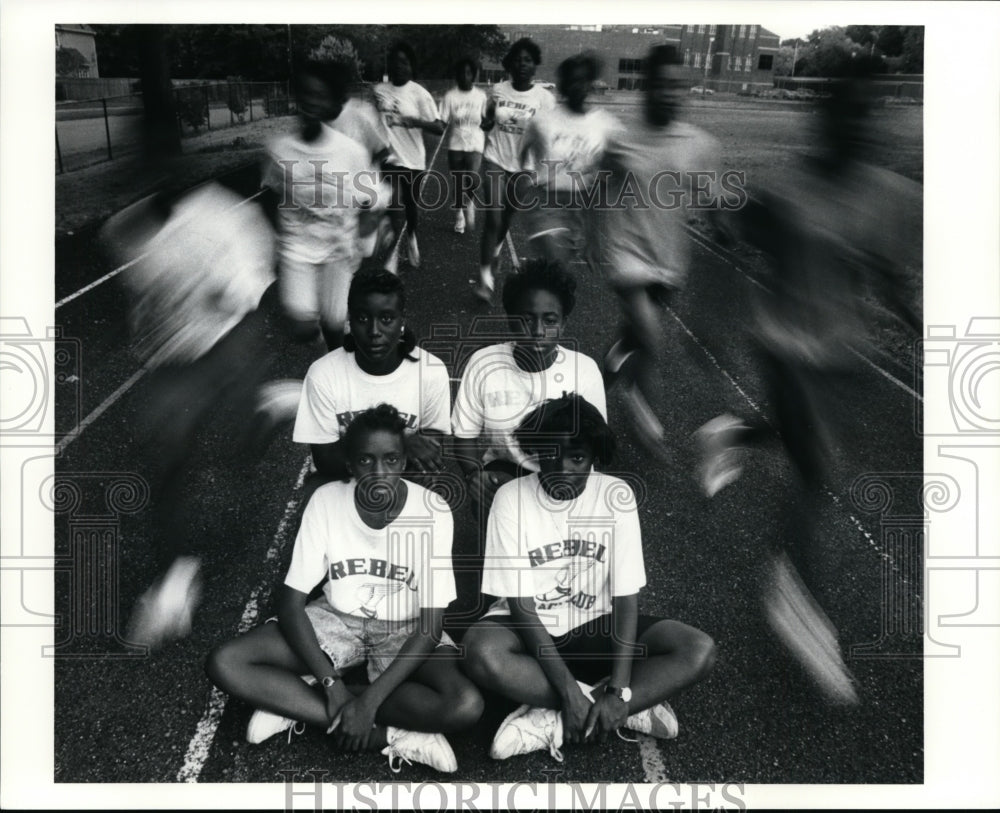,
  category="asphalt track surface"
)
[52,106,923,787]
